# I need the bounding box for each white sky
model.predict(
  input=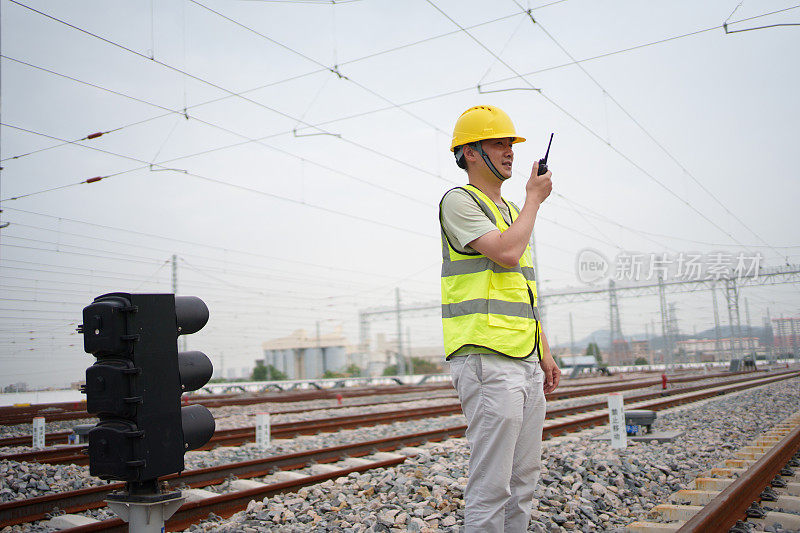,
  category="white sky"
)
[1,0,799,388]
